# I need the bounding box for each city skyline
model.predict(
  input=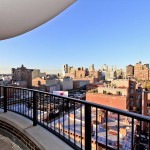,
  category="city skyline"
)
[0,61,149,74]
[1,0,150,73]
